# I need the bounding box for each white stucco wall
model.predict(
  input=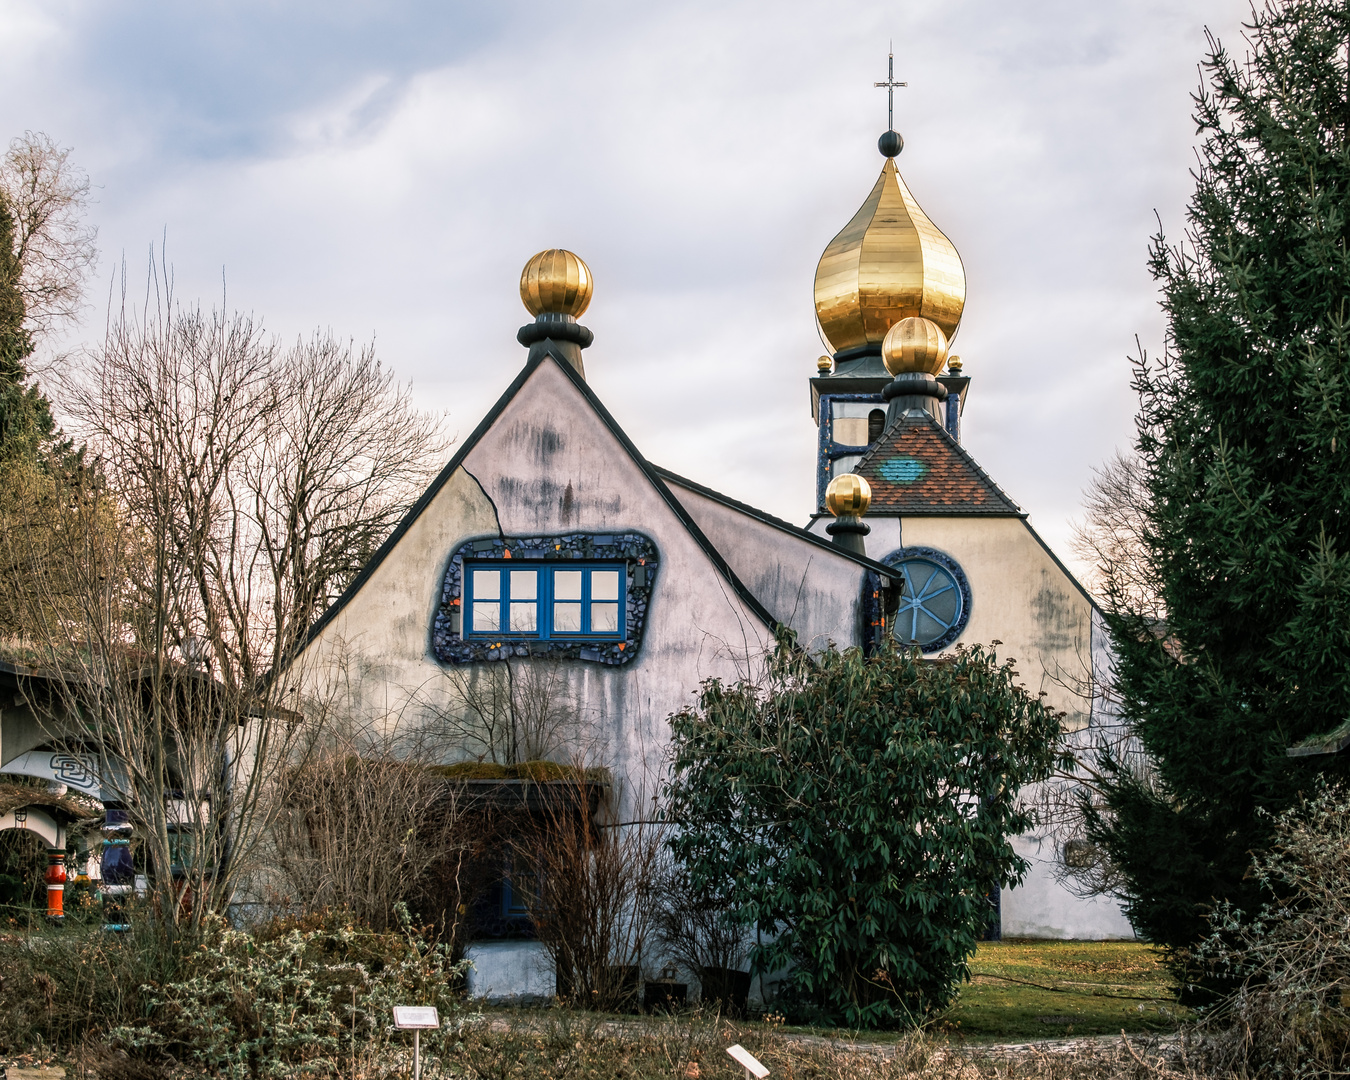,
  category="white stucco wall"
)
[295,357,783,817]
[1001,833,1135,940]
[666,482,870,652]
[0,807,63,849]
[465,941,554,1002]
